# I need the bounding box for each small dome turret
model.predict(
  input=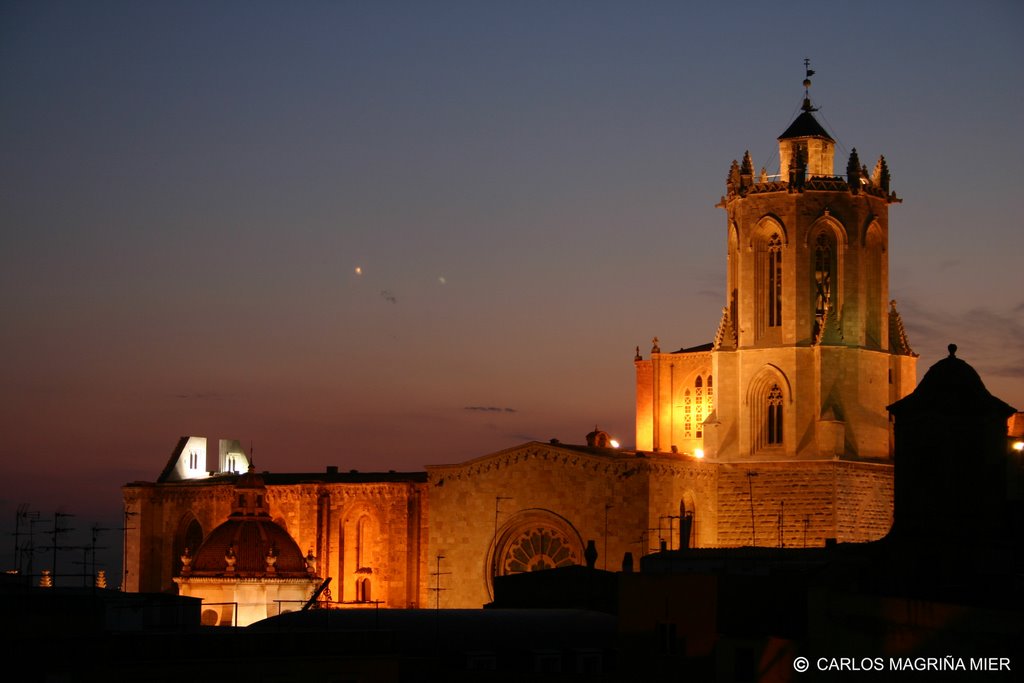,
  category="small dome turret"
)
[184,467,311,578]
